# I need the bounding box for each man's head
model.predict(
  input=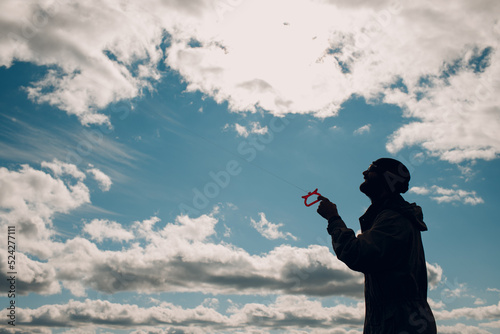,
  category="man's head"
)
[360,158,411,199]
